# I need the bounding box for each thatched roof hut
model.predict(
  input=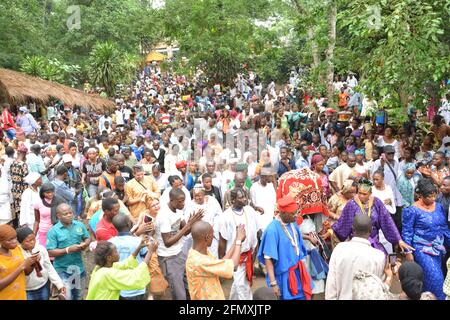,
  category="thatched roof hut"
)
[0,68,115,112]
